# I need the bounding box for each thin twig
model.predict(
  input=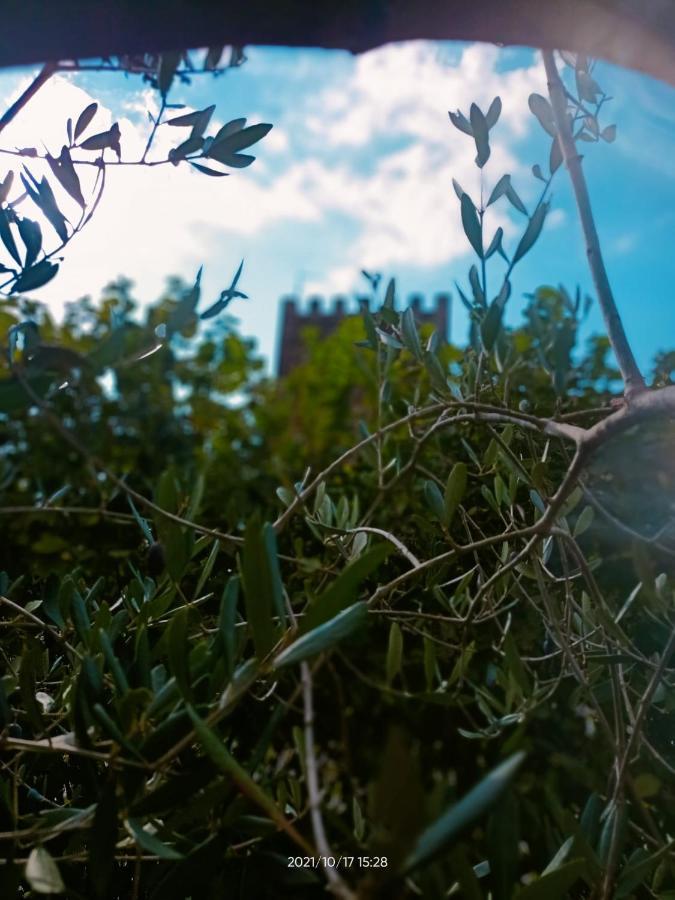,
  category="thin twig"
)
[300,662,356,899]
[543,50,646,399]
[0,63,57,136]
